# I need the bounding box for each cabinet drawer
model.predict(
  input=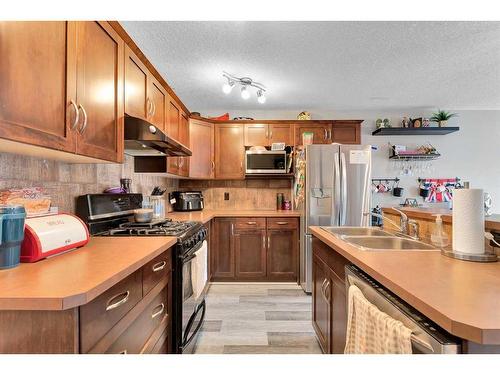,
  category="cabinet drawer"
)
[80,269,143,353]
[148,327,169,354]
[143,251,171,296]
[106,286,169,354]
[234,217,266,230]
[267,217,298,230]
